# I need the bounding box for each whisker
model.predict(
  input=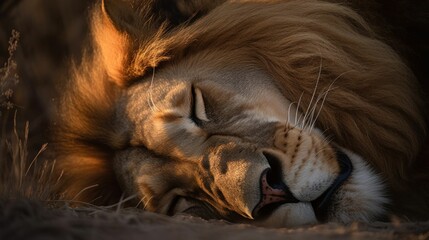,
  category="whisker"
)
[309,70,352,130]
[308,84,337,131]
[307,84,337,131]
[295,92,304,128]
[305,92,325,131]
[315,144,335,156]
[287,101,296,125]
[302,58,323,128]
[319,127,331,137]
